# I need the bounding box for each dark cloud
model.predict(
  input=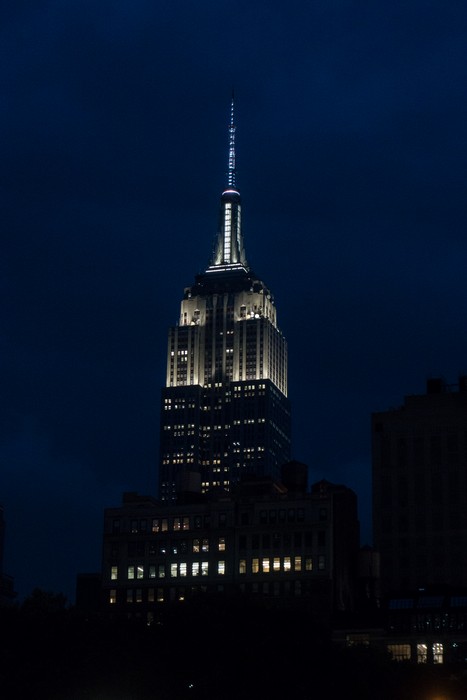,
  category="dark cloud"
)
[2,0,467,600]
